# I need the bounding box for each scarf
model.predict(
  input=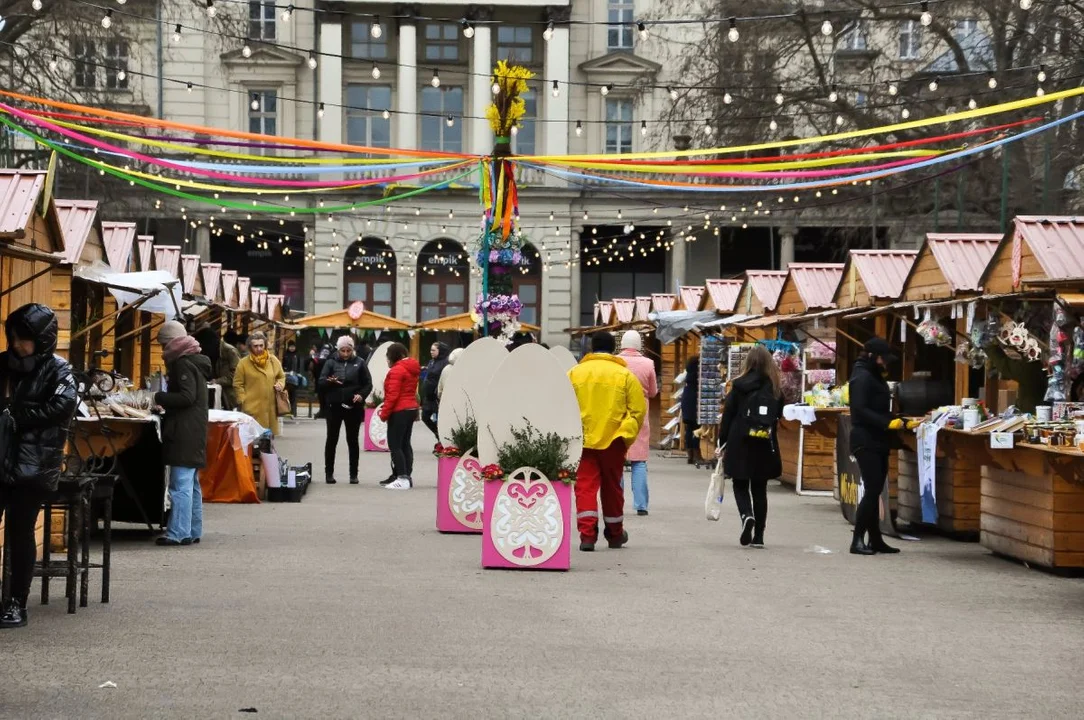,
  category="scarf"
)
[249,350,270,369]
[164,335,202,364]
